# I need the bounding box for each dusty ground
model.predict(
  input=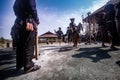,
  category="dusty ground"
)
[0,43,120,80]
